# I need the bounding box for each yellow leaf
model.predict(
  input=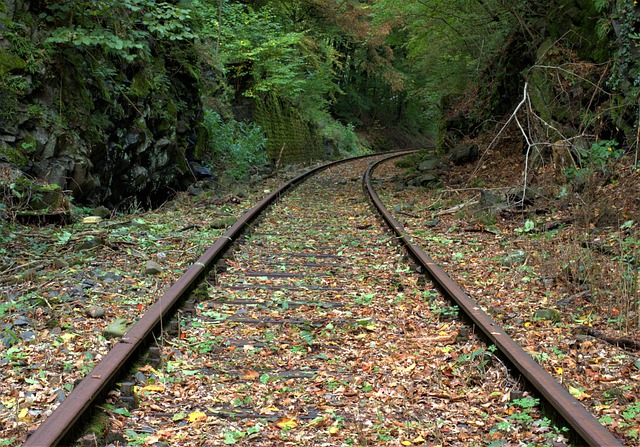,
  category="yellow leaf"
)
[142,384,165,393]
[401,441,412,446]
[568,385,590,400]
[137,365,159,374]
[306,416,325,427]
[276,417,297,429]
[18,408,29,420]
[327,425,339,434]
[261,406,279,414]
[188,411,207,423]
[60,333,77,342]
[413,435,426,444]
[556,367,563,375]
[403,363,416,373]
